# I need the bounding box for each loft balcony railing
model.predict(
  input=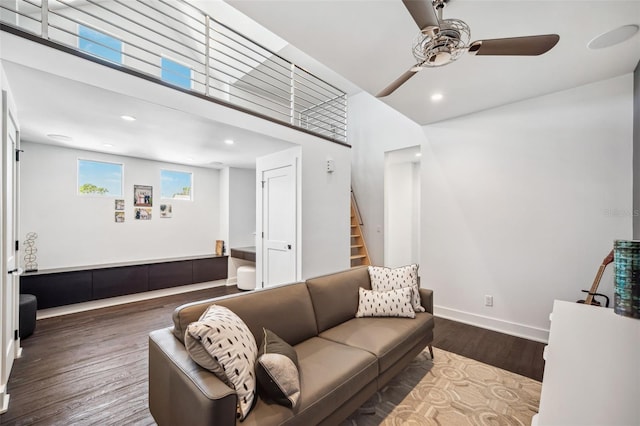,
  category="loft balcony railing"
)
[0,0,348,144]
